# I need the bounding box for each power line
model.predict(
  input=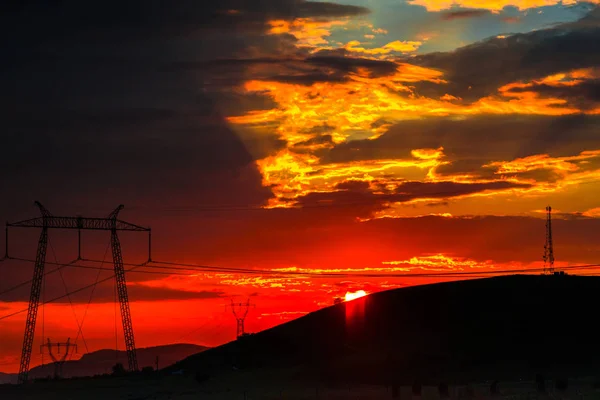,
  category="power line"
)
[0,260,74,297]
[120,259,600,278]
[72,241,112,356]
[49,242,90,354]
[0,263,146,322]
[4,257,600,289]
